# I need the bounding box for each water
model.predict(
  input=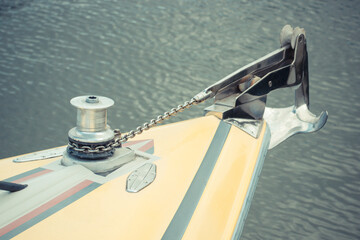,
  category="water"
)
[1,0,359,239]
